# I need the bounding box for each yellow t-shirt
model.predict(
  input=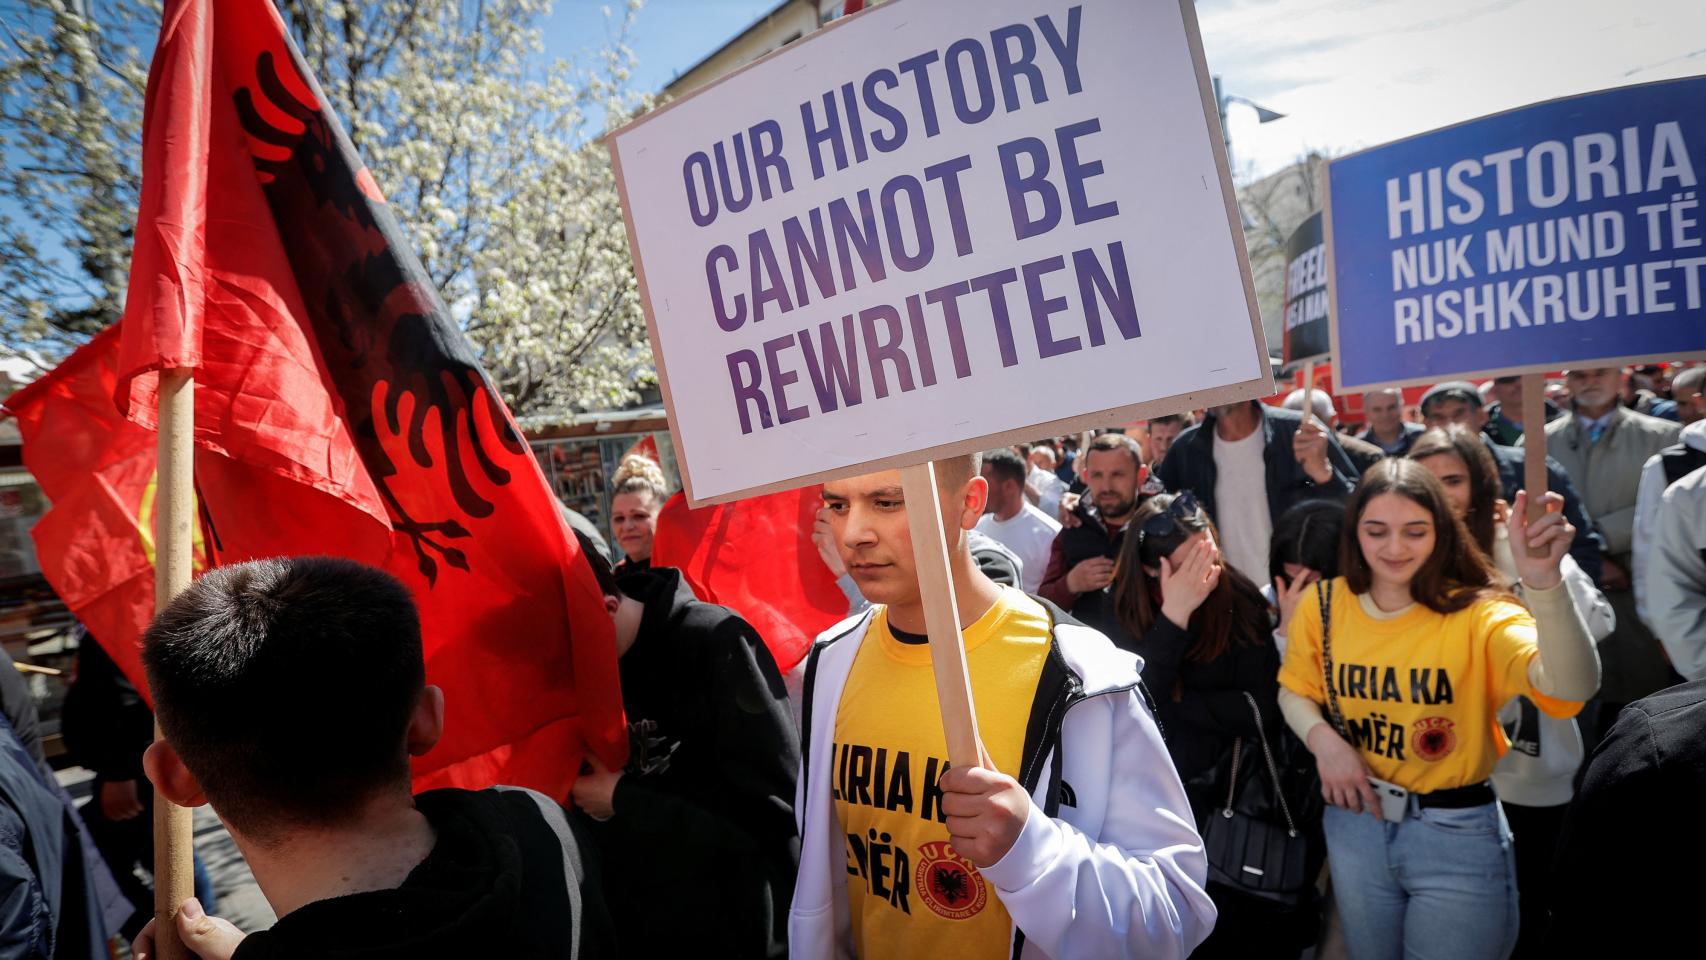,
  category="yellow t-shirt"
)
[832,588,1051,959]
[1278,577,1582,794]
